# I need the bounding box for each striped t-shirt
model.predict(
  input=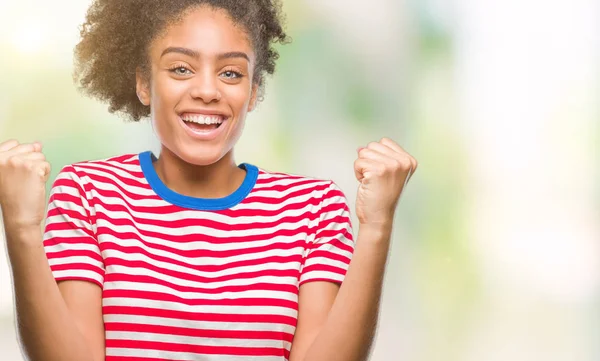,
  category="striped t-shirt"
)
[43,151,354,361]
